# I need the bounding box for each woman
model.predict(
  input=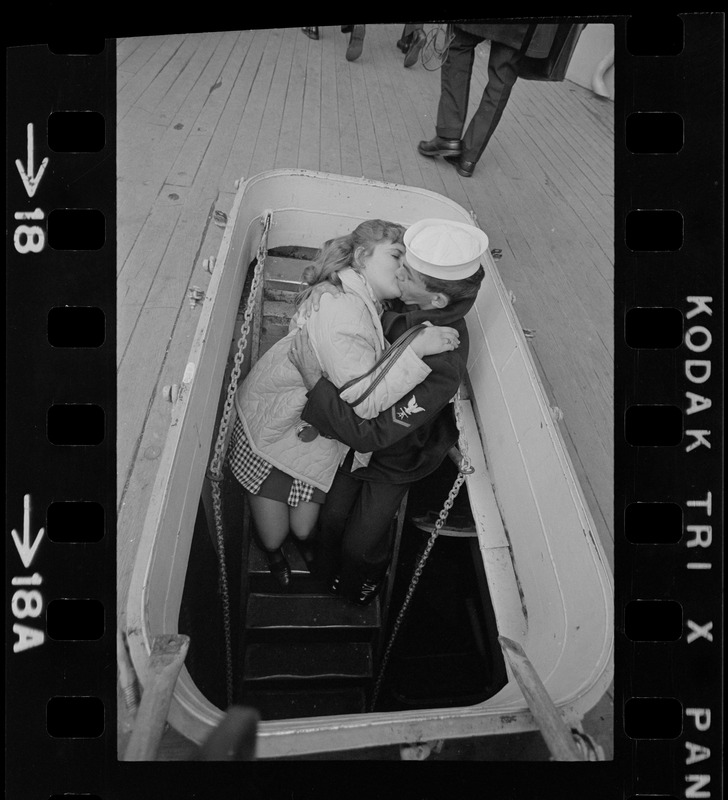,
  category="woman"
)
[227,219,460,587]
